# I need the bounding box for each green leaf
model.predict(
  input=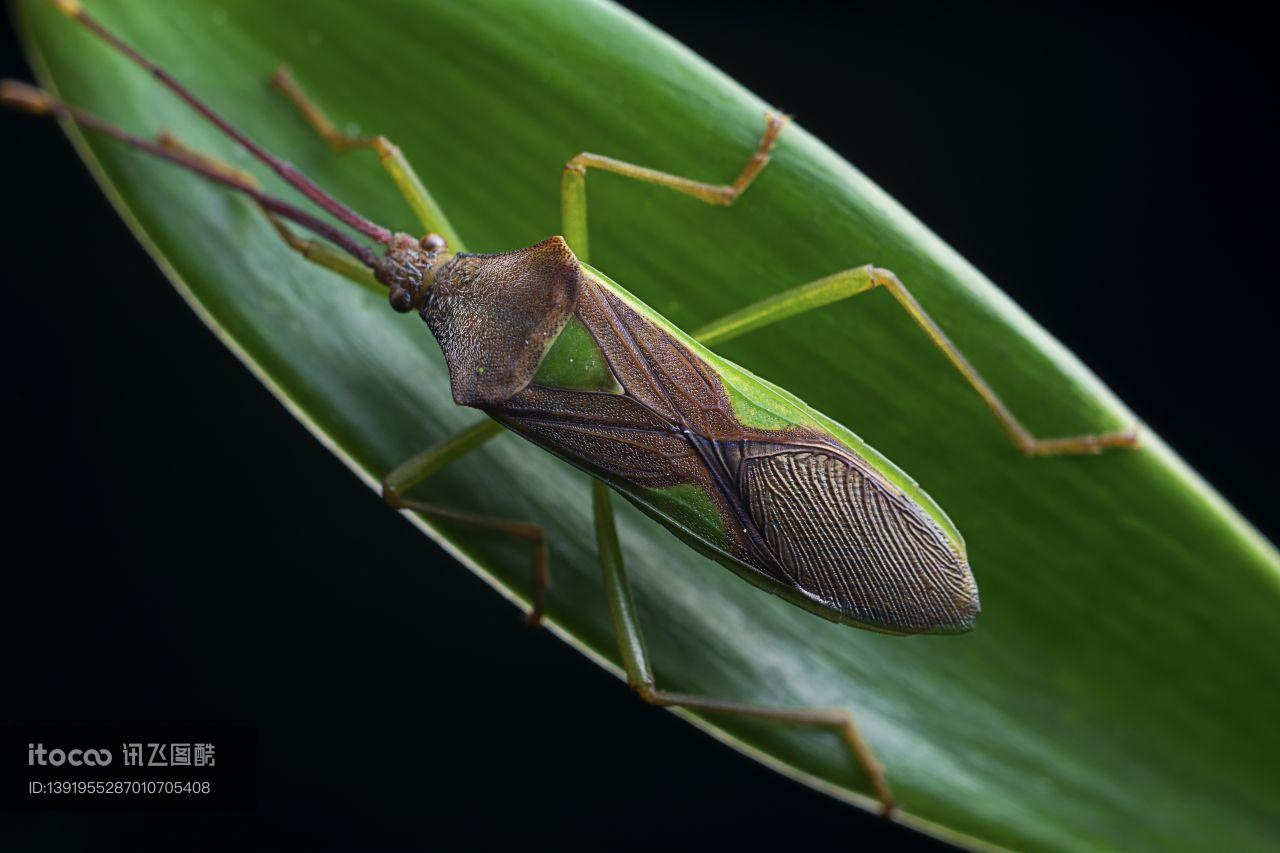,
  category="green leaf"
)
[16,0,1280,848]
